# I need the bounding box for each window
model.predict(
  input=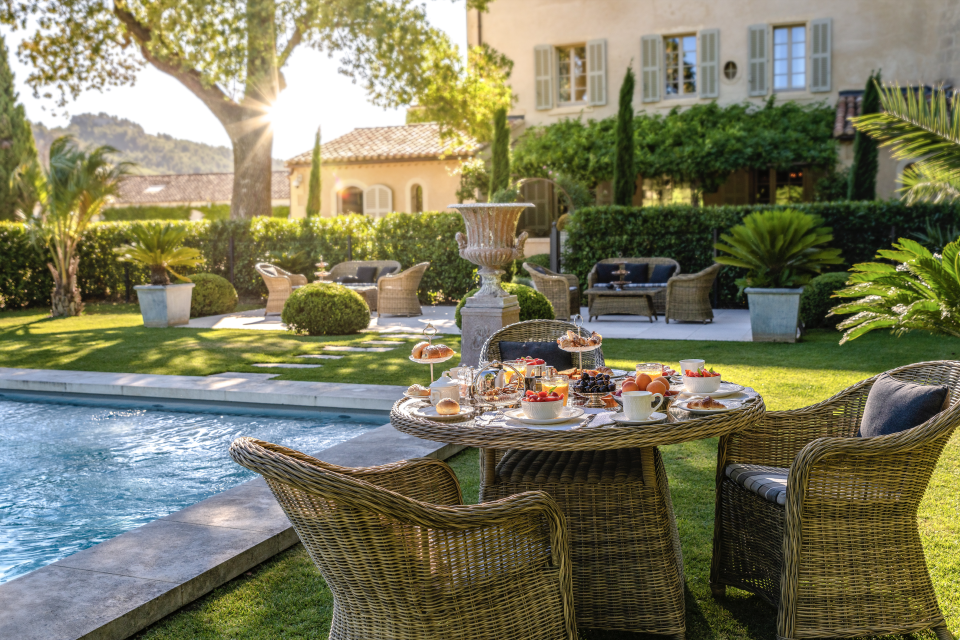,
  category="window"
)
[363,184,392,218]
[557,45,587,104]
[338,187,363,214]
[664,35,697,96]
[410,184,423,213]
[756,169,805,204]
[774,26,806,91]
[723,61,738,80]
